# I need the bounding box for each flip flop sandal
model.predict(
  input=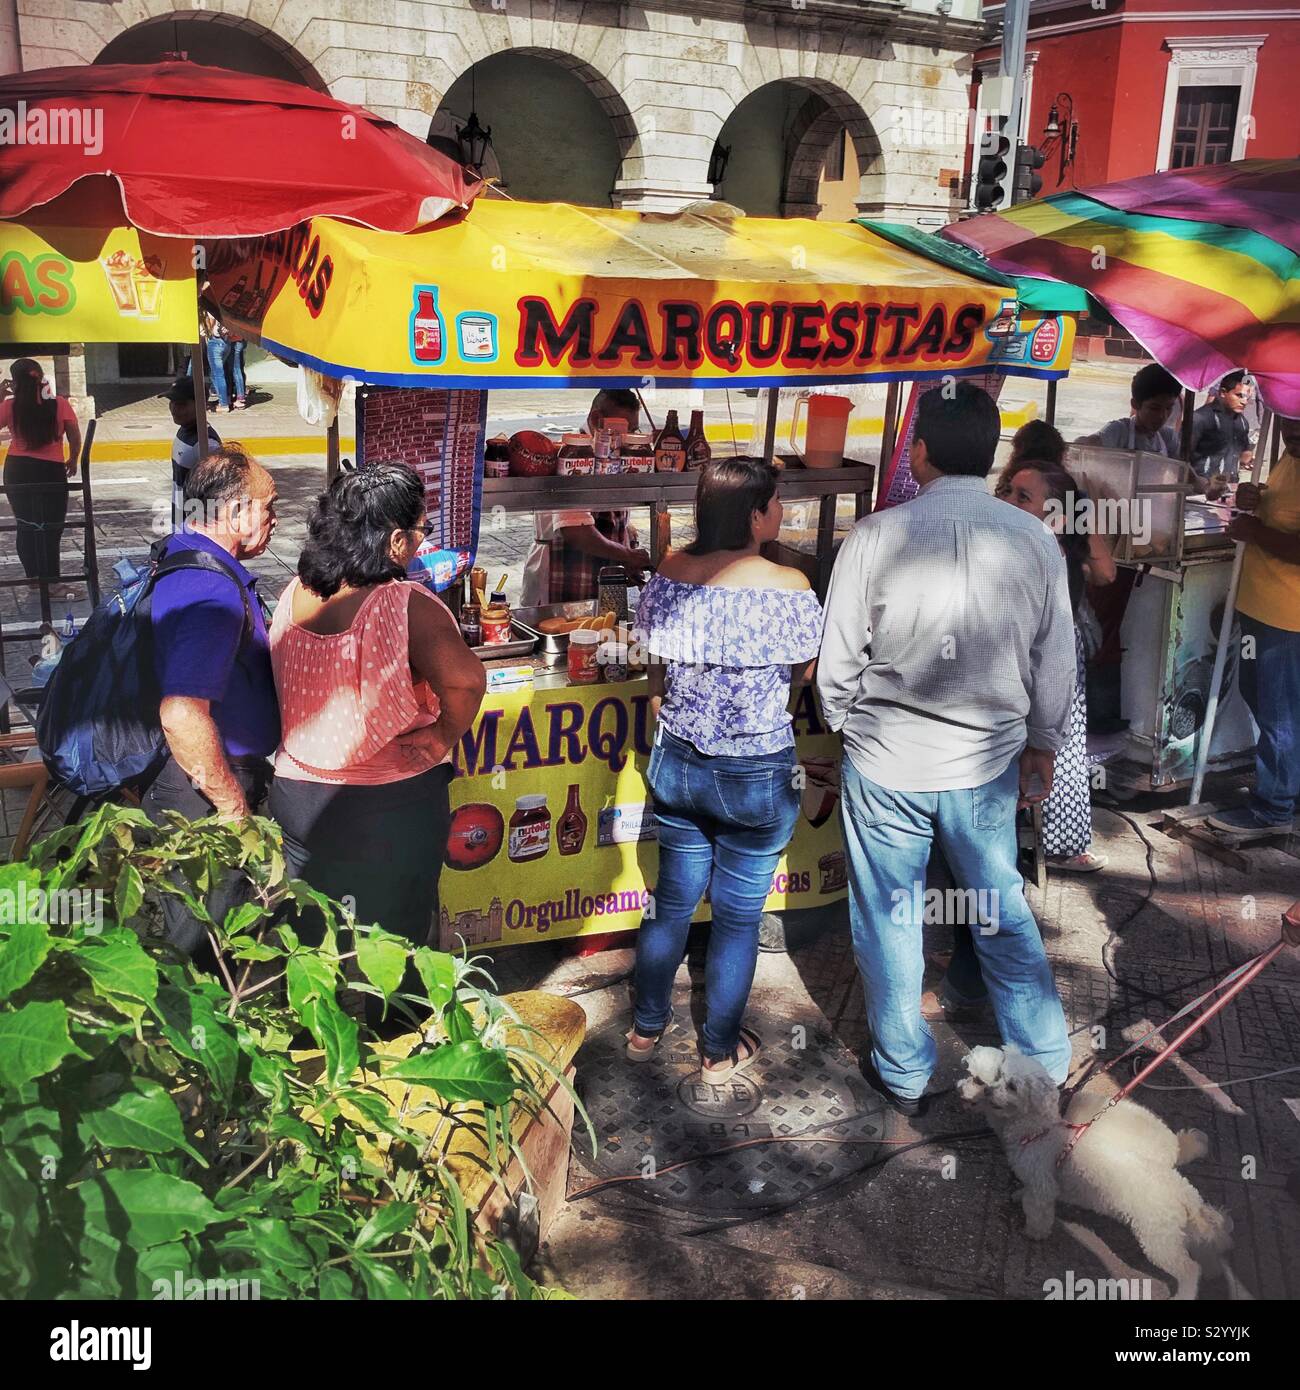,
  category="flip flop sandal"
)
[700,1026,762,1085]
[626,1015,672,1063]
